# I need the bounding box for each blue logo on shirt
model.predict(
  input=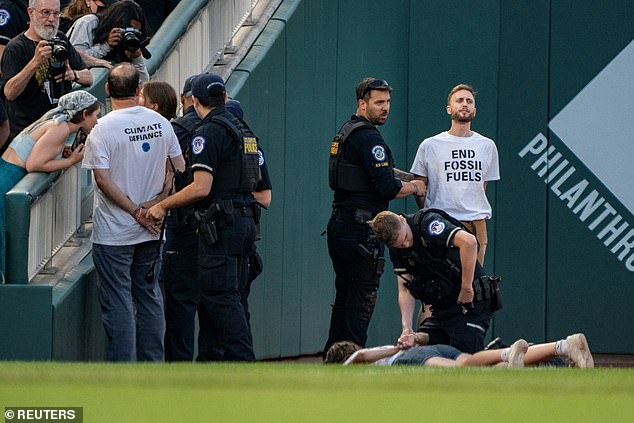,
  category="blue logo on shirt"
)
[428,220,446,236]
[371,145,386,162]
[192,136,206,155]
[142,142,150,152]
[0,9,11,26]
